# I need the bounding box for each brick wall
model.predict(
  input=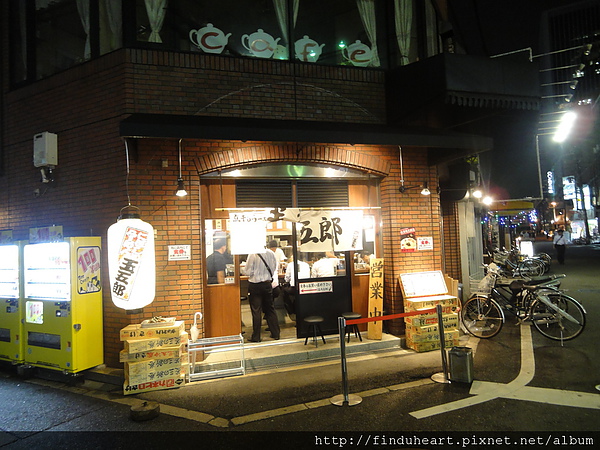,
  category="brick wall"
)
[1,44,449,367]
